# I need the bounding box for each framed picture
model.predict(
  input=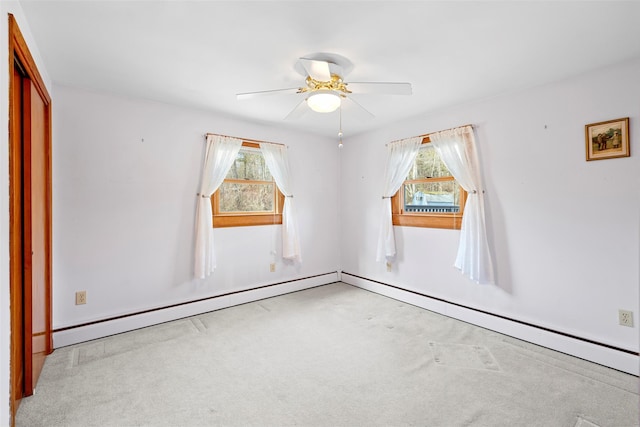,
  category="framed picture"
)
[585,117,630,161]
